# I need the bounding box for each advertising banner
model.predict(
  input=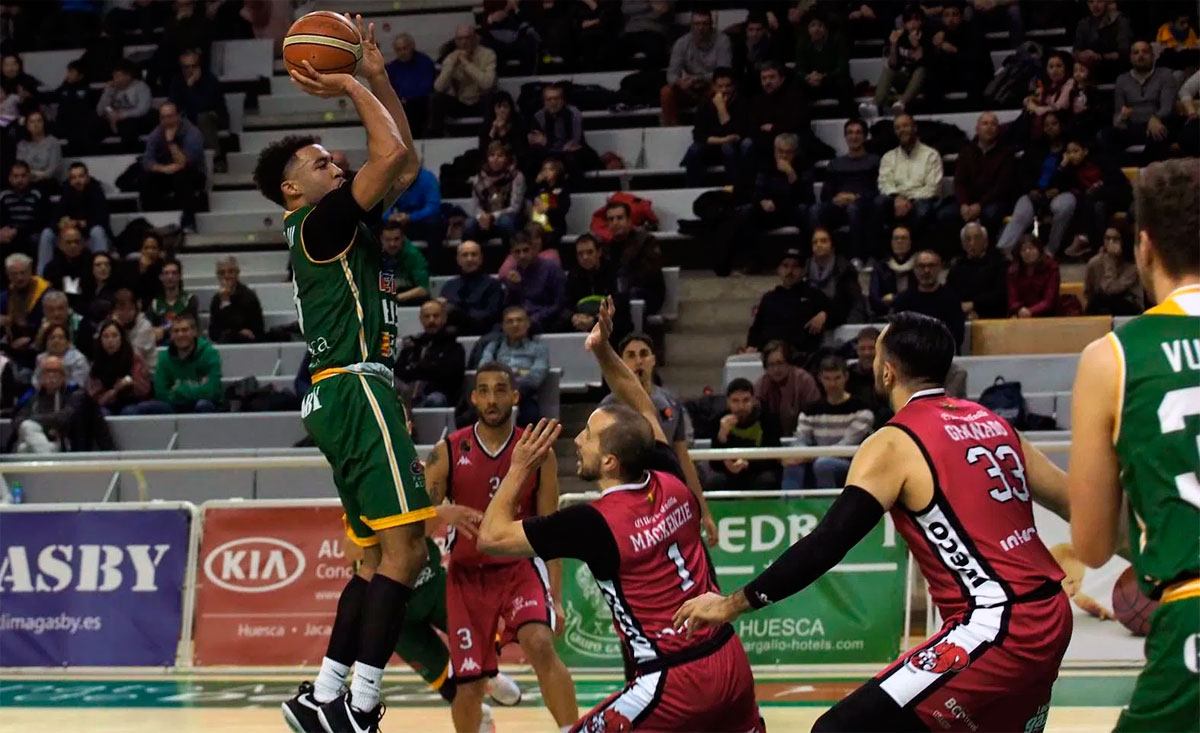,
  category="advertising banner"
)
[557,496,908,667]
[0,504,192,667]
[192,503,349,666]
